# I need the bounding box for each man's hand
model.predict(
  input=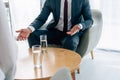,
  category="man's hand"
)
[16,28,32,41]
[67,24,81,36]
